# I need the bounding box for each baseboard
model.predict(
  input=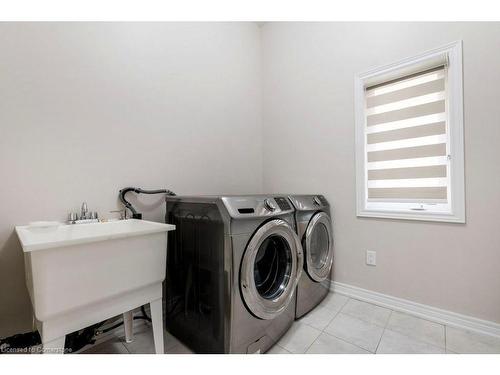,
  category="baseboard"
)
[331,281,500,339]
